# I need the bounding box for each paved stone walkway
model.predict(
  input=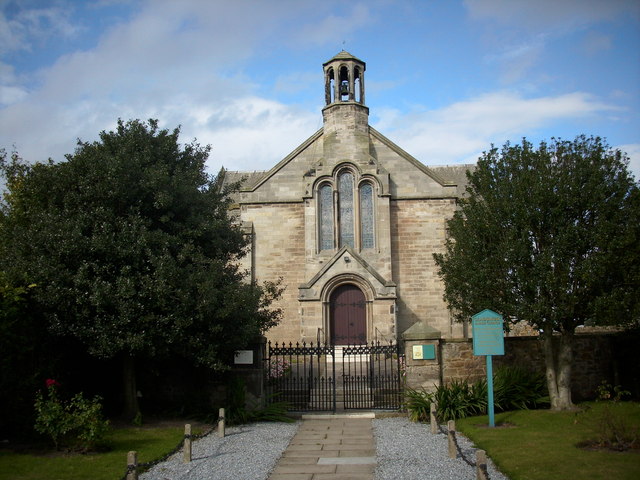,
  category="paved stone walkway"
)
[268,413,376,480]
